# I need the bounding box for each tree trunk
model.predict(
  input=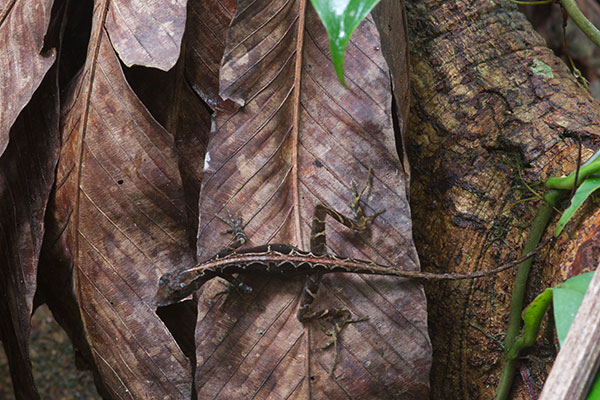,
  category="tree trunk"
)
[406,0,600,398]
